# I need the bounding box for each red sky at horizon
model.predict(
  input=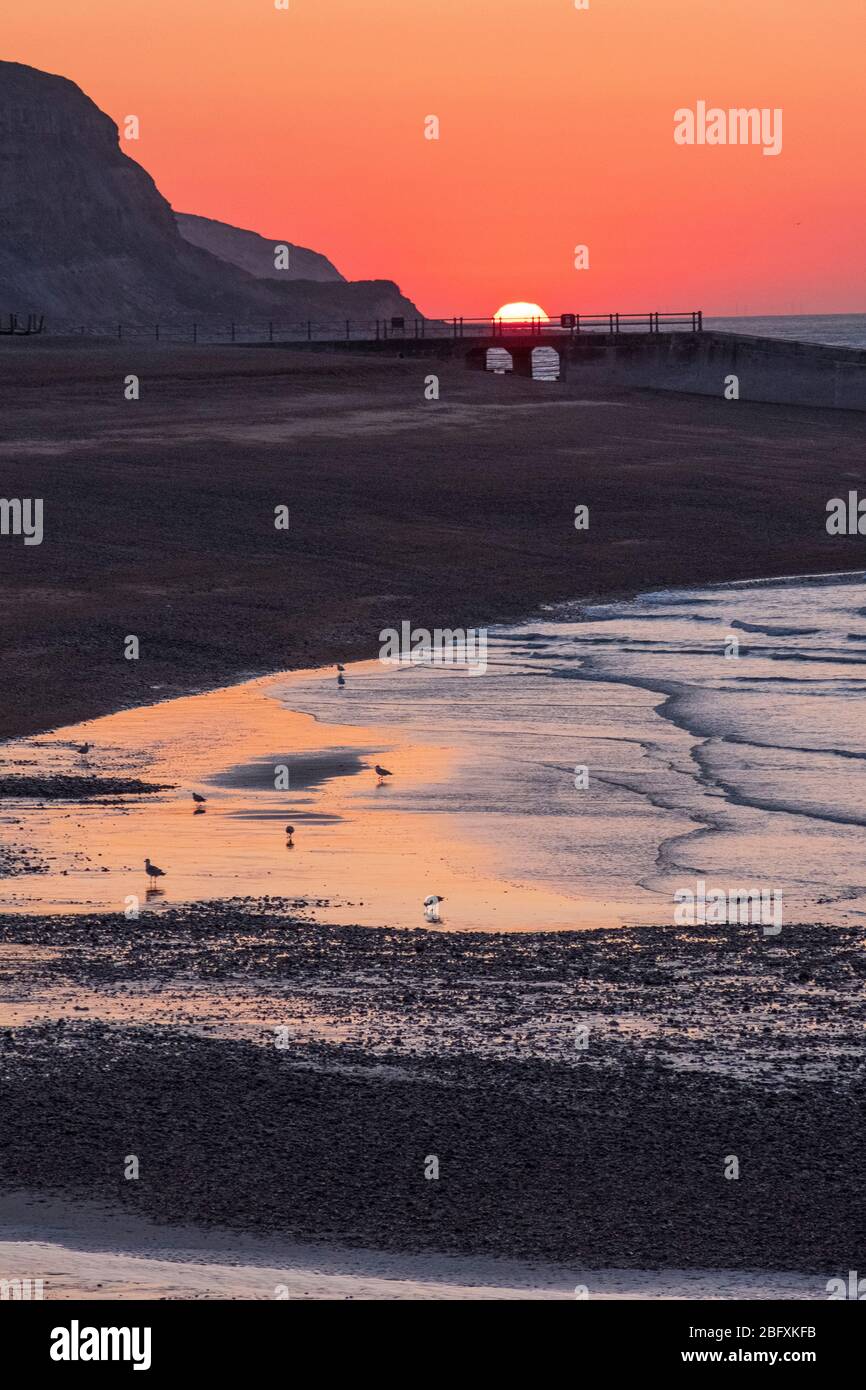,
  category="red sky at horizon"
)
[5,0,866,318]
